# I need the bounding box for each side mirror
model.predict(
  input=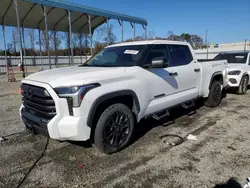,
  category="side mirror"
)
[151,57,166,68]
